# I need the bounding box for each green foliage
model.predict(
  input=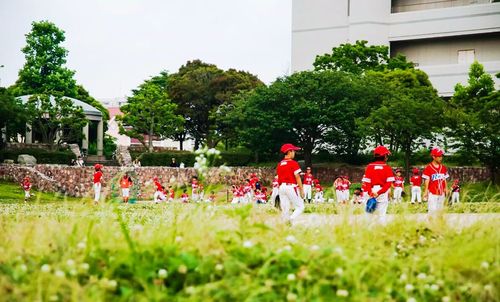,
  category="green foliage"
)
[0,148,75,164]
[168,60,263,148]
[132,151,196,167]
[104,135,117,159]
[313,40,413,74]
[117,79,183,152]
[447,61,500,183]
[0,88,28,147]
